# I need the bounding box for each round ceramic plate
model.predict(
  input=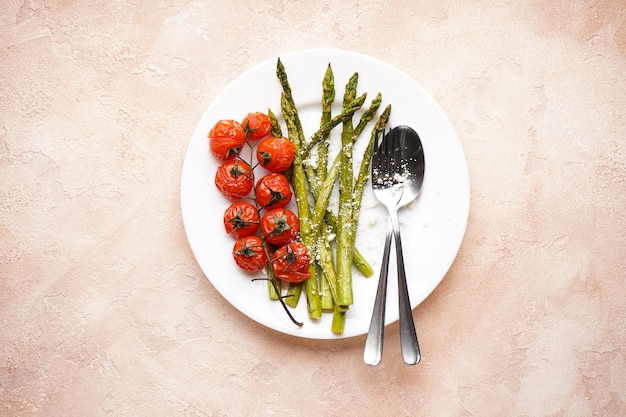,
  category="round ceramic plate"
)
[180,49,470,339]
